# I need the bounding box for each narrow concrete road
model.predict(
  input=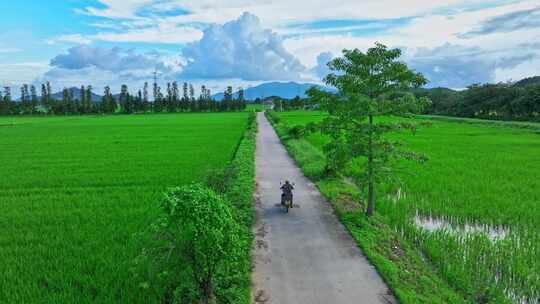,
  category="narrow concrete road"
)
[252,113,396,304]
